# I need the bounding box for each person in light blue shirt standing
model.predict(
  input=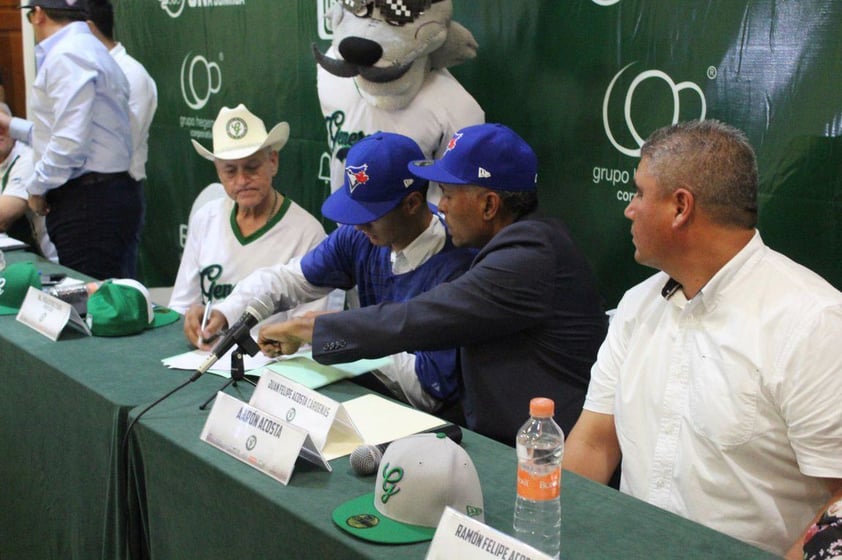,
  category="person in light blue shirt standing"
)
[0,0,140,280]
